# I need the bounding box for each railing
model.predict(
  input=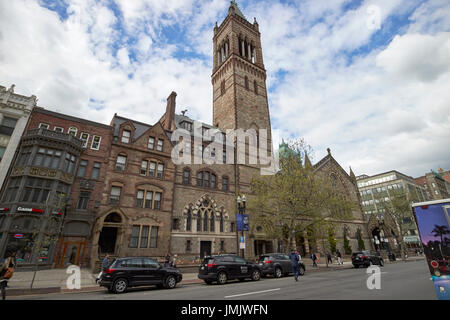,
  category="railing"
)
[25,128,83,148]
